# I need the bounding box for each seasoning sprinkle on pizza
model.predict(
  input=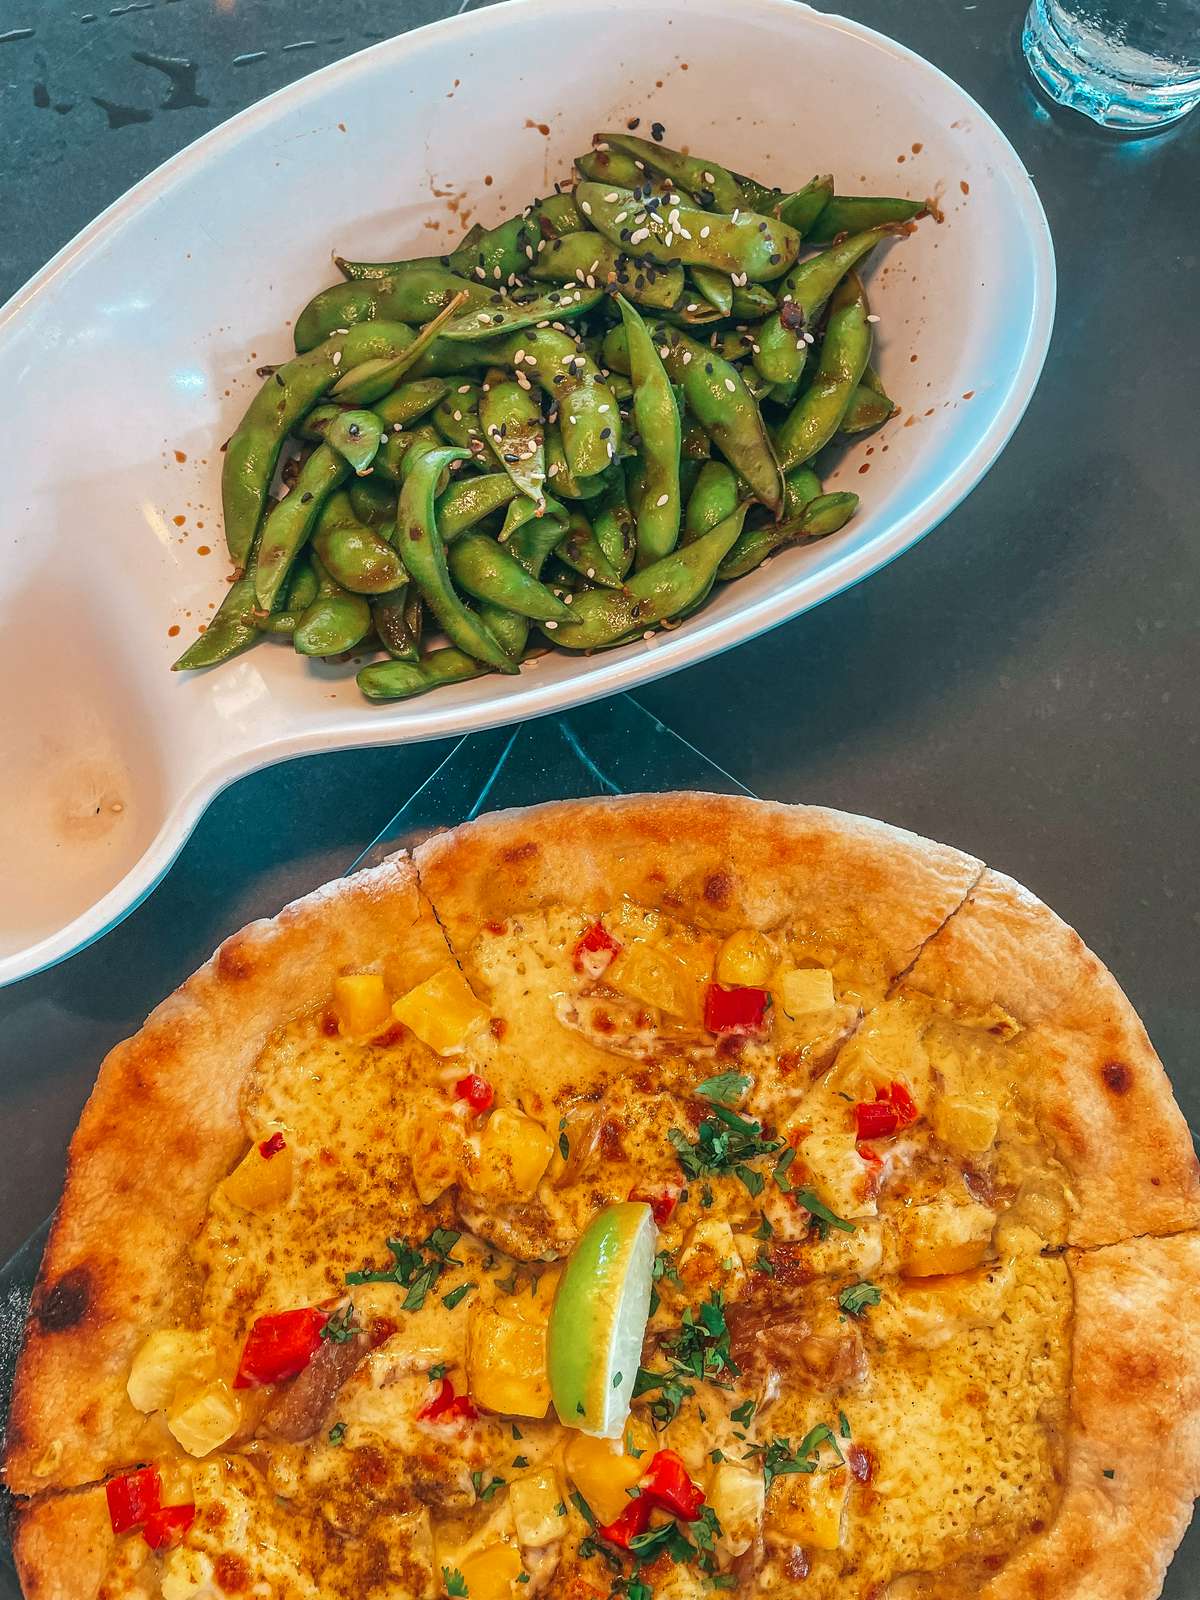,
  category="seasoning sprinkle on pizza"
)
[5,797,1199,1600]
